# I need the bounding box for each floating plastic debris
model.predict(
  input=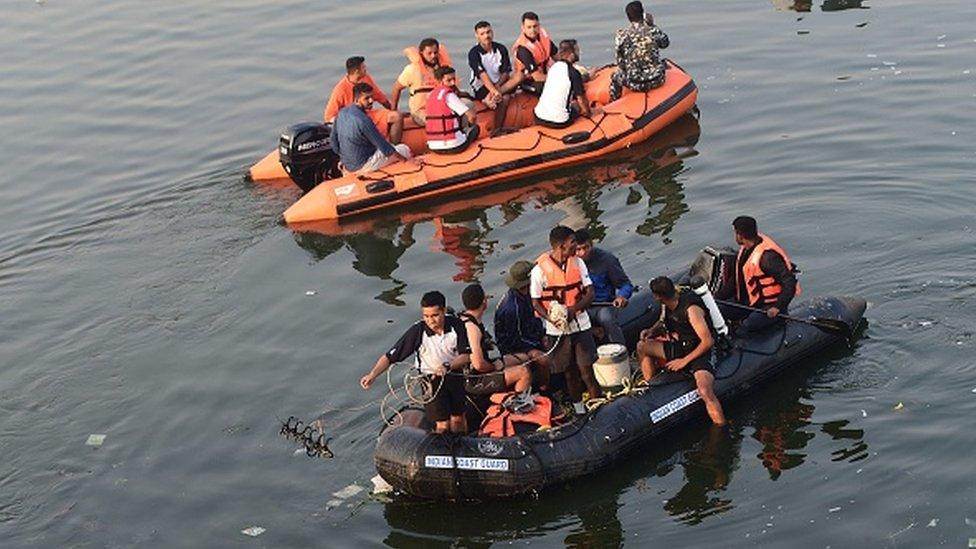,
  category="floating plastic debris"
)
[883,61,897,66]
[971,387,976,393]
[919,321,933,327]
[241,526,265,537]
[894,402,905,411]
[326,499,343,510]
[856,468,863,474]
[938,44,946,48]
[969,538,976,548]
[332,484,363,499]
[894,71,903,75]
[837,75,853,81]
[86,434,106,447]
[371,475,393,495]
[305,290,317,296]
[829,507,841,513]
[938,34,947,40]
[798,30,811,35]
[856,22,868,28]
[867,54,878,58]
[861,409,867,417]
[928,518,939,527]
